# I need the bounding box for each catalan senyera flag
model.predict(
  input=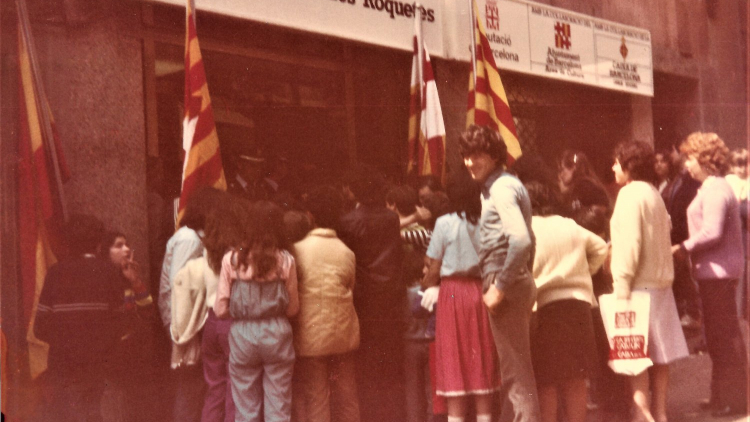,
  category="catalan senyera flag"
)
[407,14,446,185]
[466,0,522,164]
[18,22,70,379]
[178,0,226,225]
